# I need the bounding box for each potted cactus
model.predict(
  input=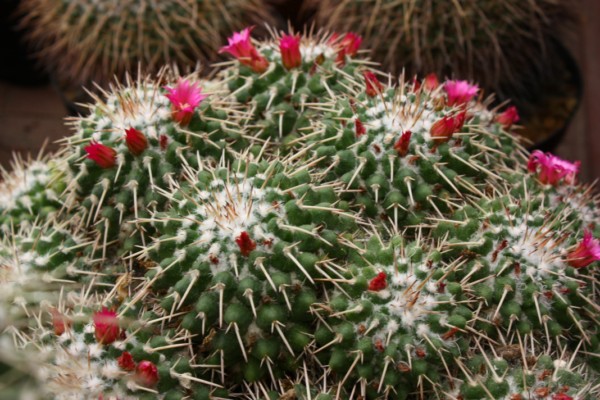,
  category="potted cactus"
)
[0,28,598,399]
[16,0,273,114]
[304,0,581,150]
